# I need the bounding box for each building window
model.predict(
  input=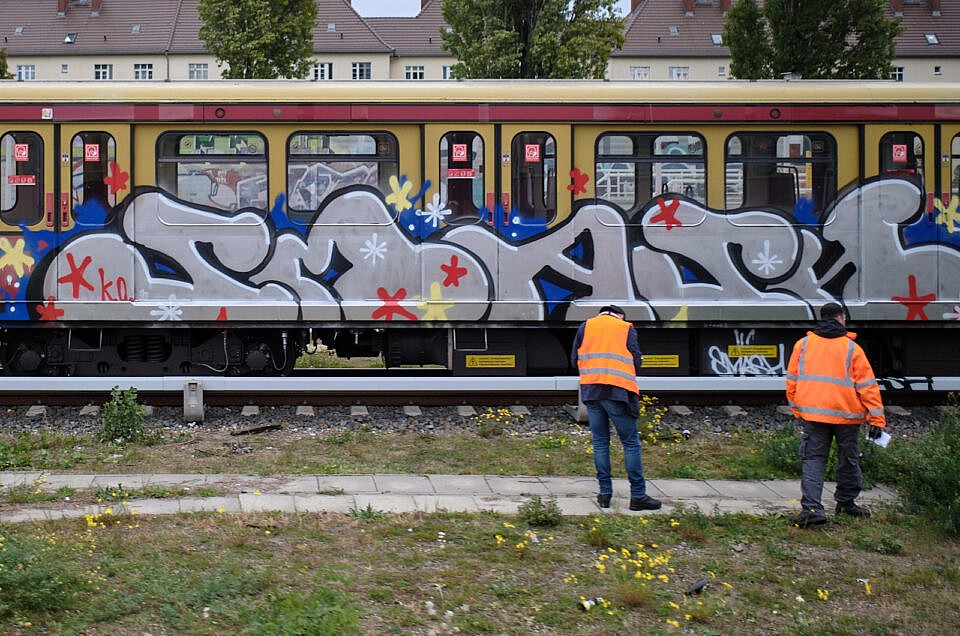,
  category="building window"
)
[352,62,372,80]
[442,65,453,80]
[924,33,940,45]
[405,65,425,80]
[669,66,689,80]
[934,66,943,76]
[718,65,726,77]
[61,63,69,74]
[890,67,904,81]
[313,63,333,80]
[16,65,35,81]
[157,132,268,211]
[133,63,153,80]
[711,33,723,45]
[93,64,113,80]
[630,66,650,80]
[188,63,209,80]
[440,132,484,223]
[286,132,398,219]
